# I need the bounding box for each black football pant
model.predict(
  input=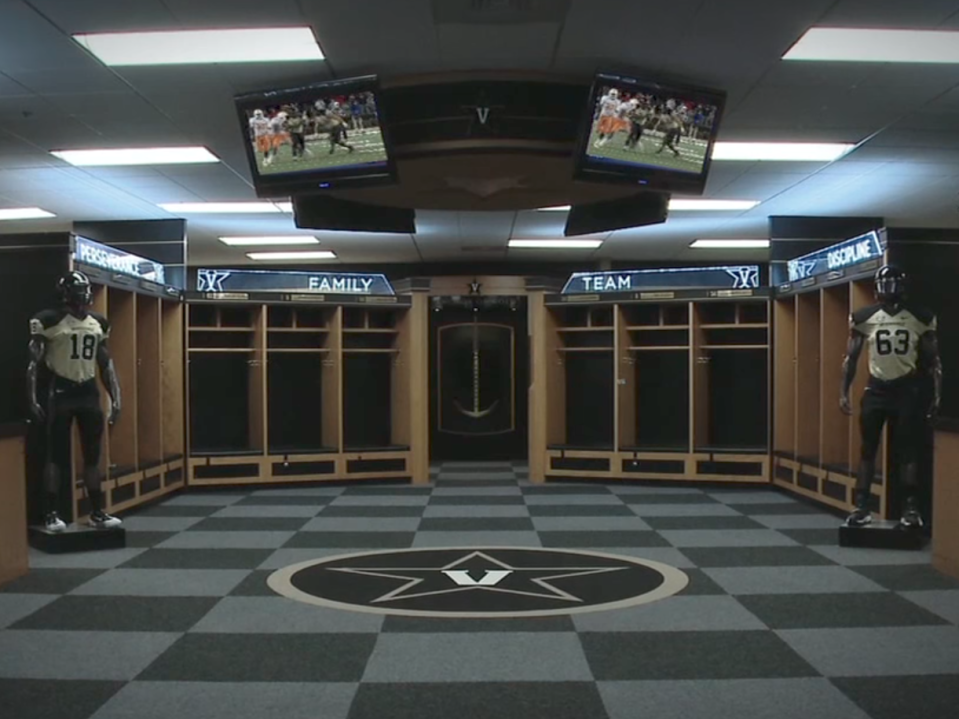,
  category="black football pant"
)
[855,376,923,500]
[291,132,306,157]
[625,123,644,148]
[46,382,105,498]
[329,126,351,152]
